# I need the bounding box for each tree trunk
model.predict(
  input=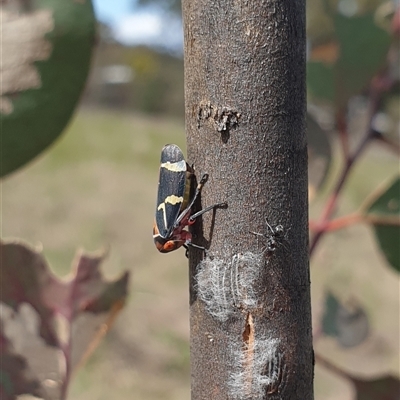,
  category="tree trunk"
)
[182,1,313,399]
